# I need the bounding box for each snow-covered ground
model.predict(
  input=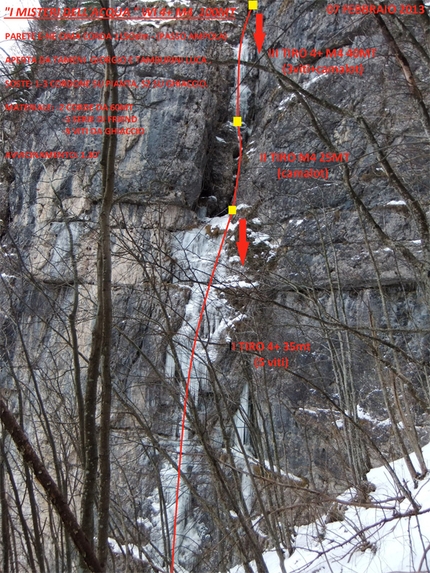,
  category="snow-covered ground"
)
[228,444,430,573]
